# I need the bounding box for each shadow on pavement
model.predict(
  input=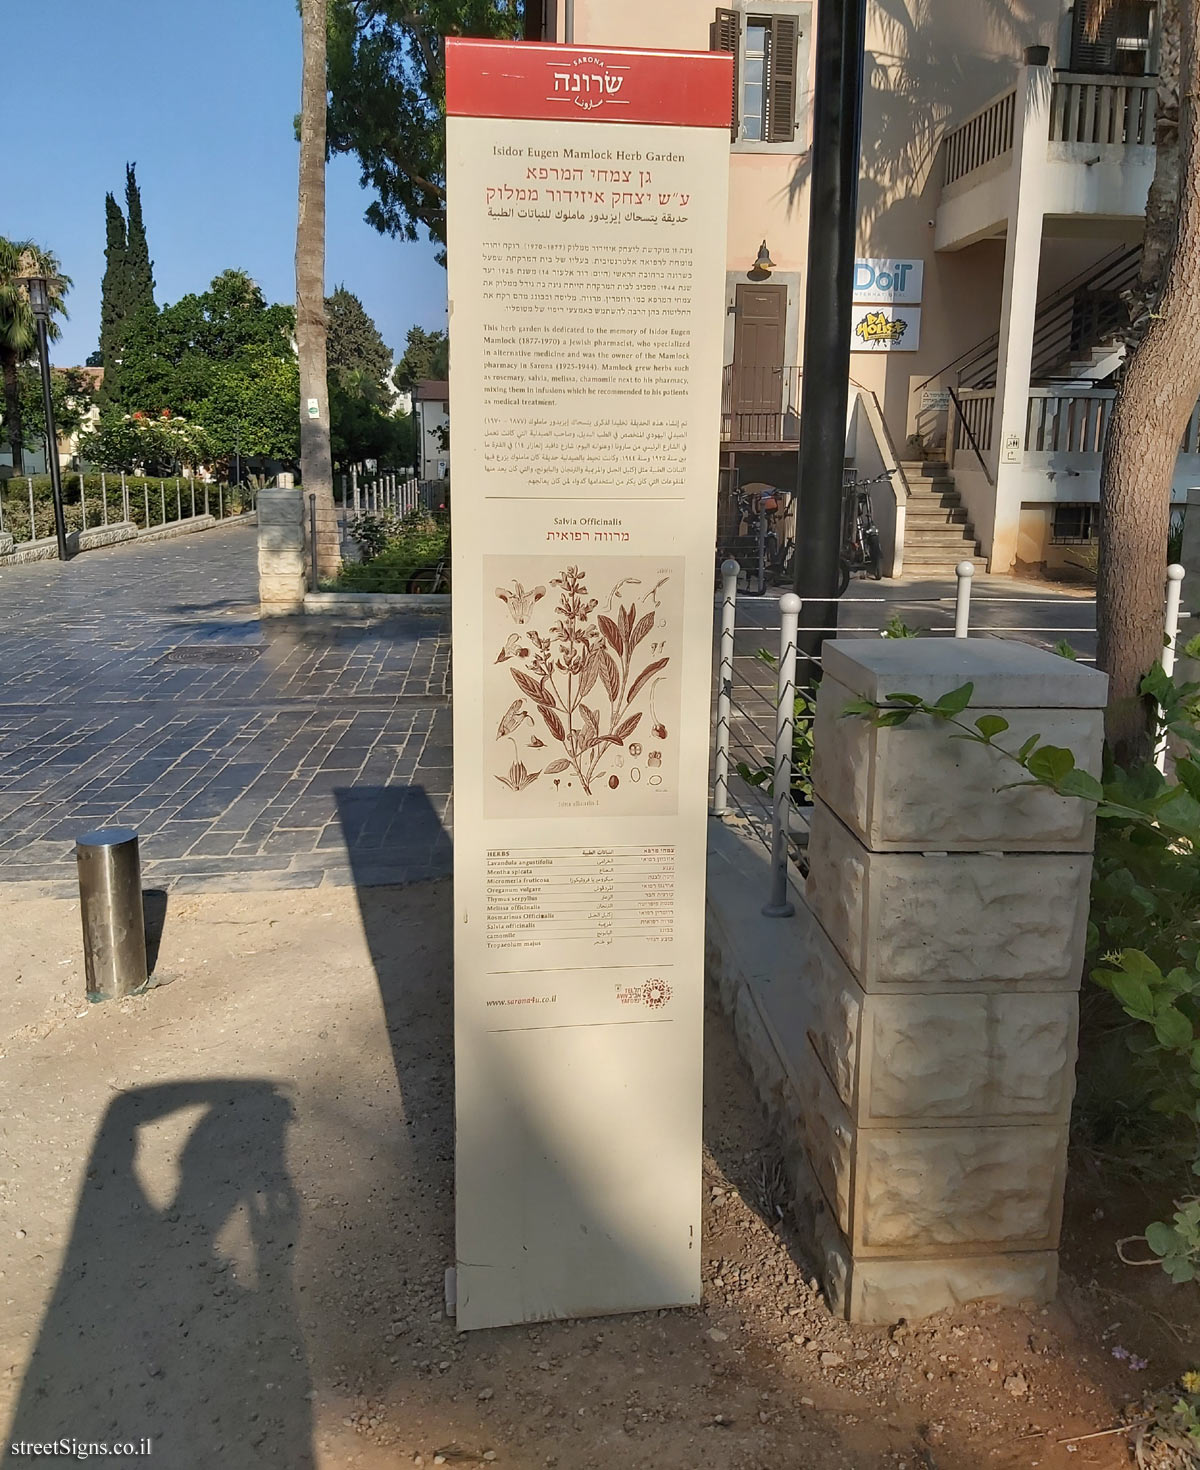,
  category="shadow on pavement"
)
[4,1080,313,1468]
